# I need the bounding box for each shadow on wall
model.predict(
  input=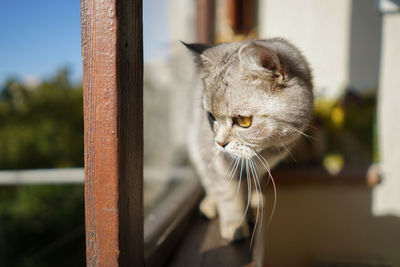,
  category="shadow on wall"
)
[264,184,400,266]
